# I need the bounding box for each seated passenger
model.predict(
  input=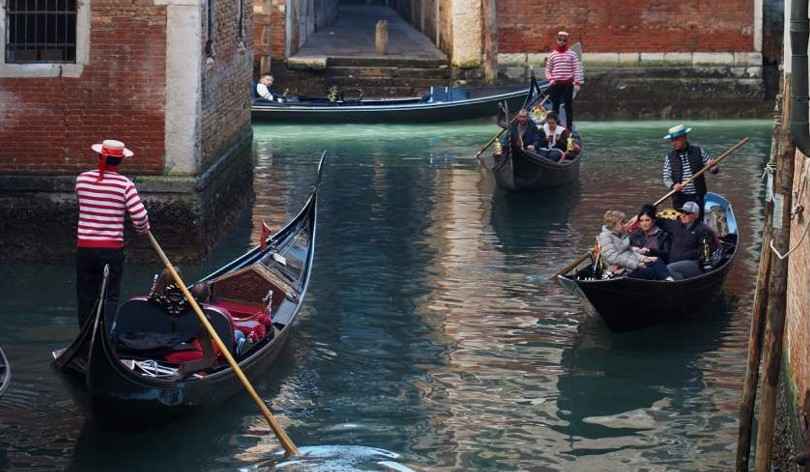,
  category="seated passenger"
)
[597,210,673,281]
[629,204,672,263]
[255,74,283,103]
[655,201,718,280]
[496,109,541,156]
[538,112,580,161]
